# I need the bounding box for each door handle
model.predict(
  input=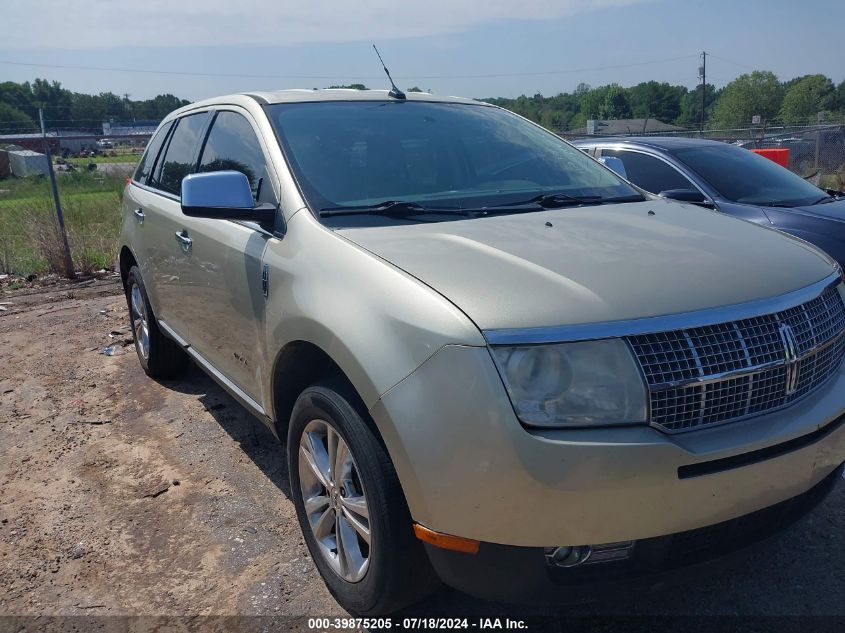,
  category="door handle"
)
[175,229,192,250]
[133,208,145,224]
